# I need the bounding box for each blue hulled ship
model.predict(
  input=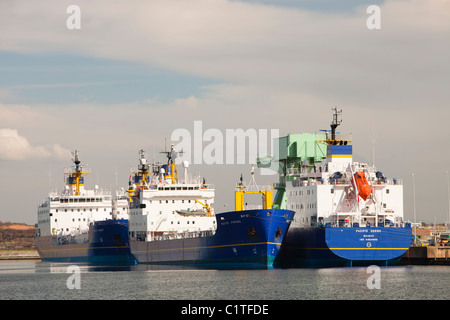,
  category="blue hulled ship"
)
[265,108,412,267]
[128,148,294,269]
[35,151,137,265]
[131,209,293,268]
